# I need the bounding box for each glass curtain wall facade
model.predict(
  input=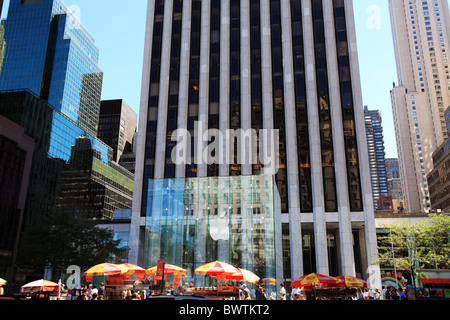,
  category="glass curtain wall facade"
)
[142,175,282,294]
[364,106,389,209]
[0,90,133,226]
[132,0,381,289]
[0,0,103,137]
